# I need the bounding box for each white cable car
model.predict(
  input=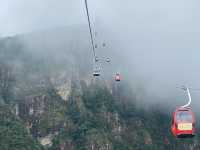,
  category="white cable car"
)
[93,65,101,76]
[106,58,111,63]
